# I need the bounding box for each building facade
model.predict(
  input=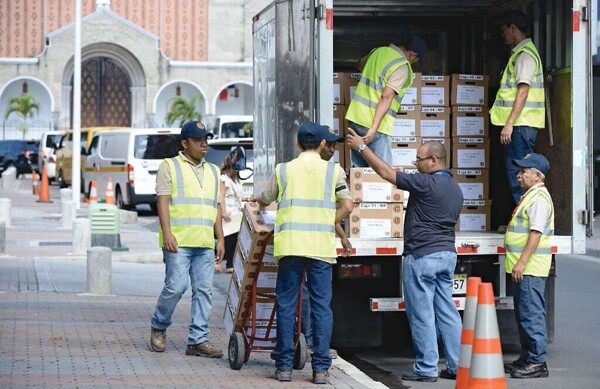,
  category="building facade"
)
[0,0,269,139]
